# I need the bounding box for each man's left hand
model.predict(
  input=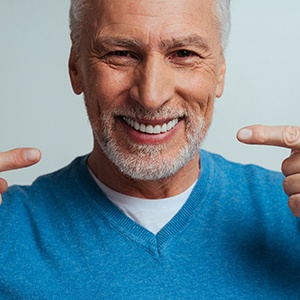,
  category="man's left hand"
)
[237,125,300,217]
